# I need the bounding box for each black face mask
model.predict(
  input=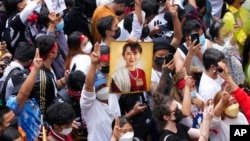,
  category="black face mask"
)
[154,56,165,66]
[9,118,18,130]
[114,27,121,39]
[141,26,150,38]
[173,108,183,122]
[115,10,124,16]
[100,65,110,73]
